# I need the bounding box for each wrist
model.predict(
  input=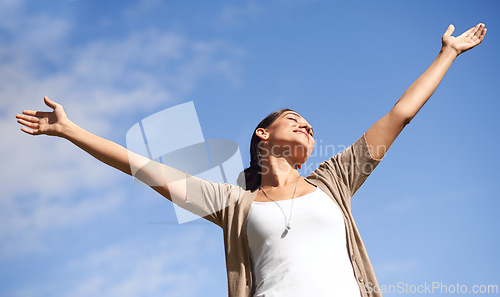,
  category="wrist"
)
[440,45,460,58]
[60,119,79,140]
